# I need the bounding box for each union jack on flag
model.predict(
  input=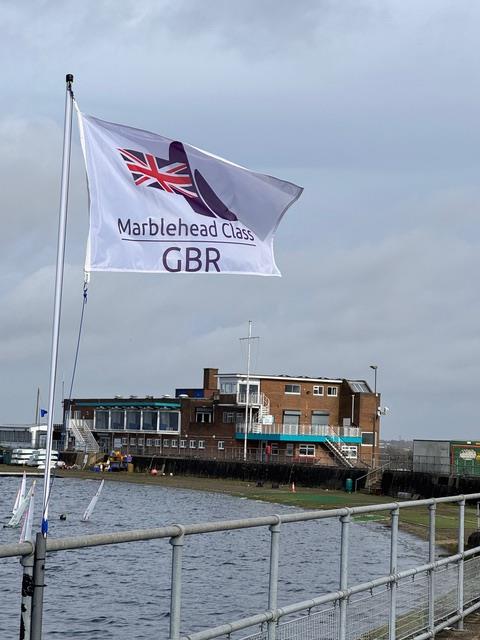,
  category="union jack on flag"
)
[119,148,198,199]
